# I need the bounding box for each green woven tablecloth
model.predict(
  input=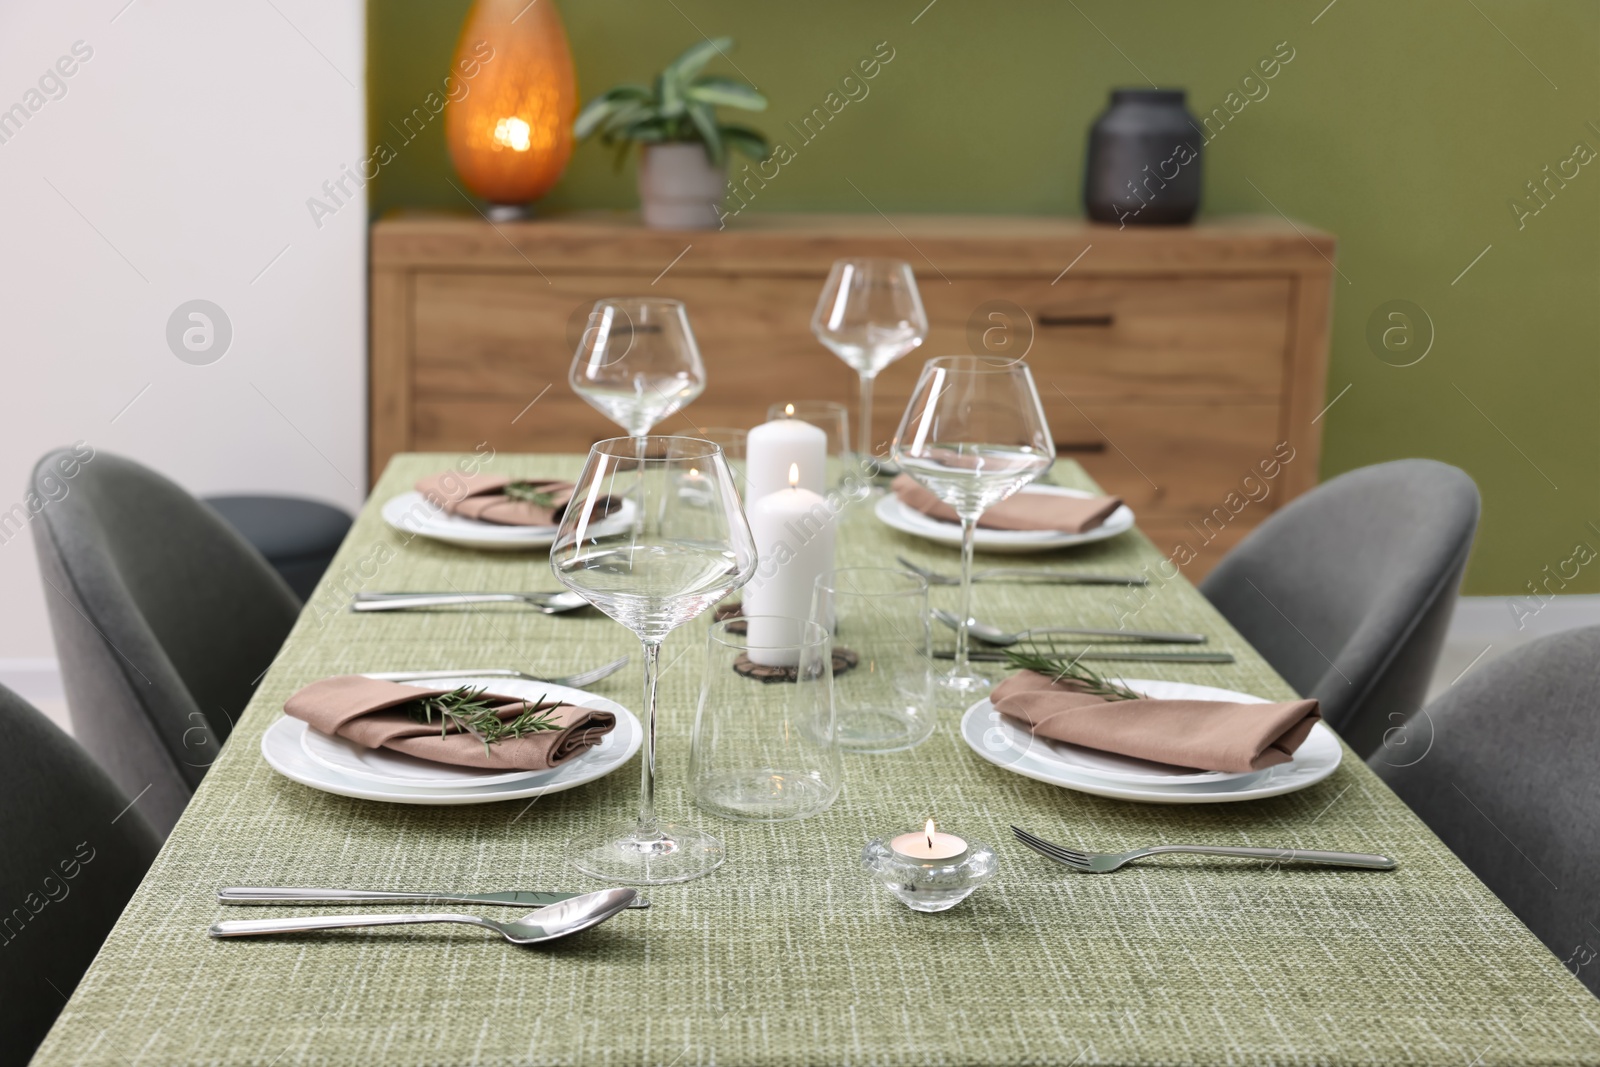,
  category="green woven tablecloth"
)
[33,454,1600,1066]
